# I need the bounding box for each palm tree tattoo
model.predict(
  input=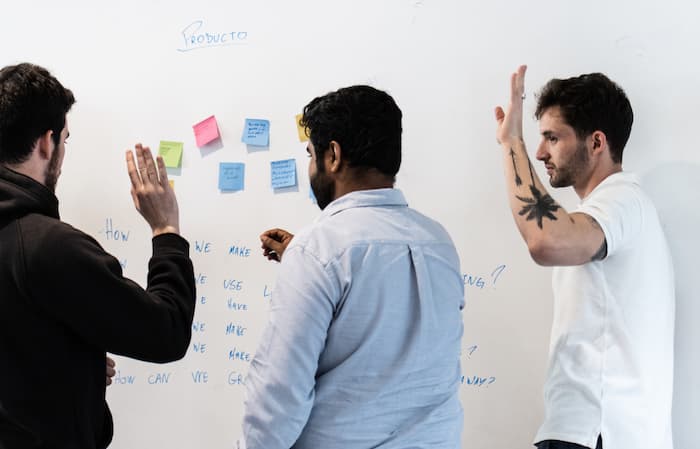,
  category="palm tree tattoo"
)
[513,150,560,229]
